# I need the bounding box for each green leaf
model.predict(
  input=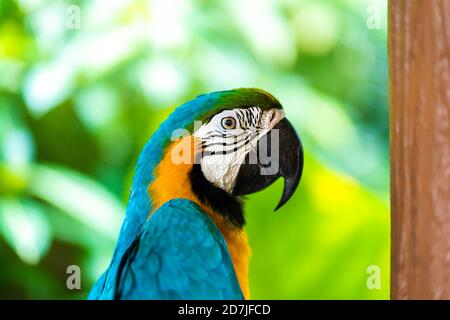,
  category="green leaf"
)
[27,164,124,241]
[0,198,52,265]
